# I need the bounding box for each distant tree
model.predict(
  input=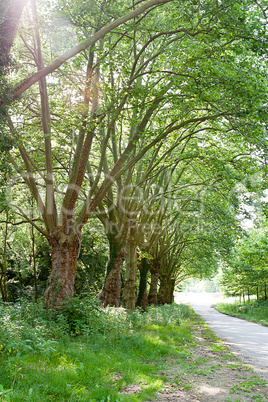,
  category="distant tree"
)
[221,228,268,300]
